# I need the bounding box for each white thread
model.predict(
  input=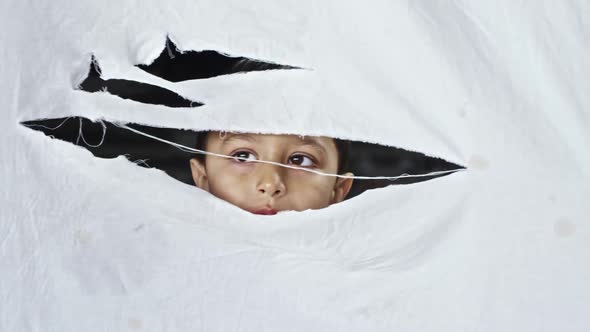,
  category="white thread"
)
[166,37,177,59]
[113,122,466,181]
[91,56,102,75]
[77,118,107,148]
[23,117,73,131]
[122,154,151,167]
[133,159,151,167]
